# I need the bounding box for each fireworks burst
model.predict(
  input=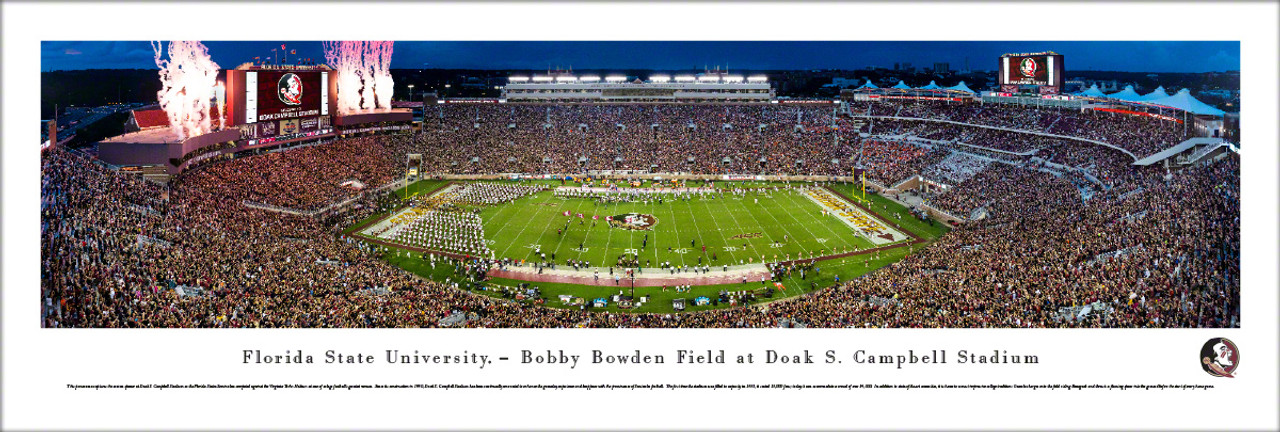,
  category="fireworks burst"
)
[323,41,395,115]
[152,41,220,140]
